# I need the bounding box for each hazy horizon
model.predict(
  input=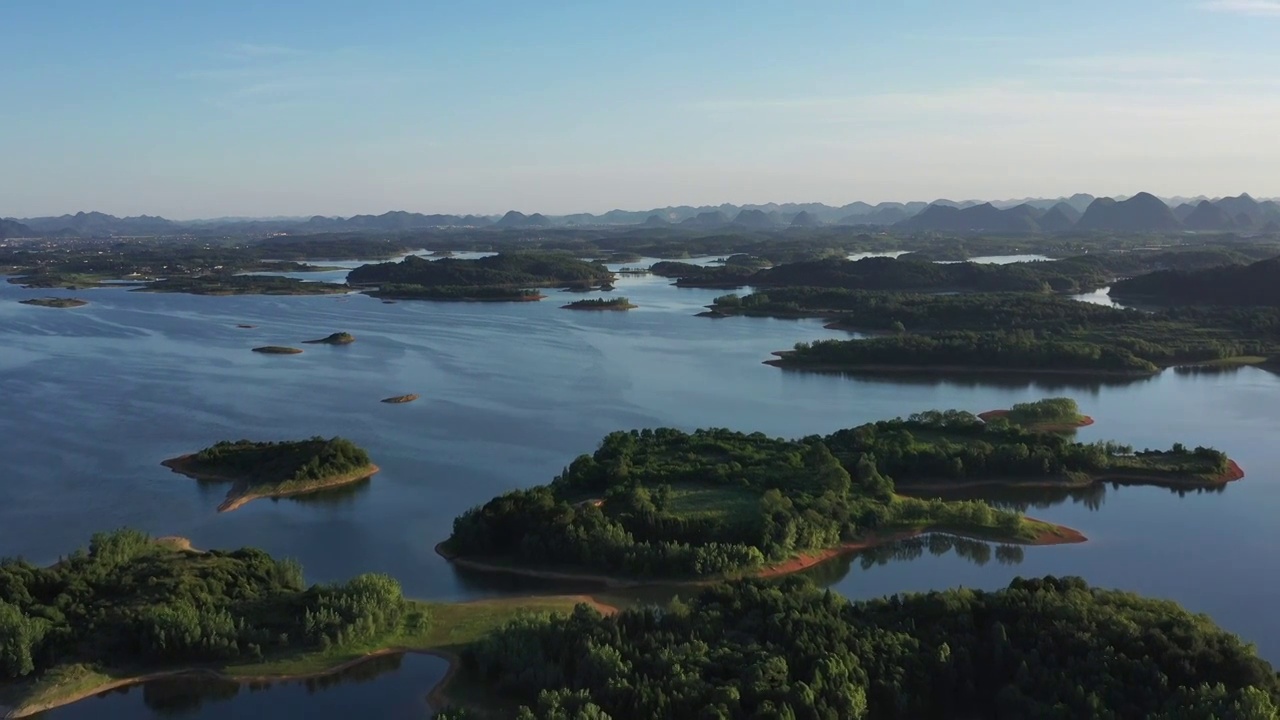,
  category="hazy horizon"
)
[4,1,1280,218]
